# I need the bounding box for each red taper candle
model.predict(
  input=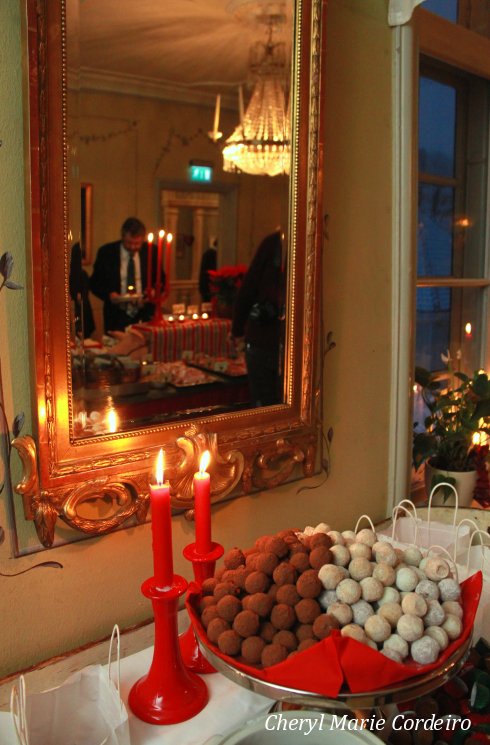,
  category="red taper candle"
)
[193,450,211,555]
[146,232,154,299]
[156,229,165,297]
[164,233,173,298]
[150,449,174,588]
